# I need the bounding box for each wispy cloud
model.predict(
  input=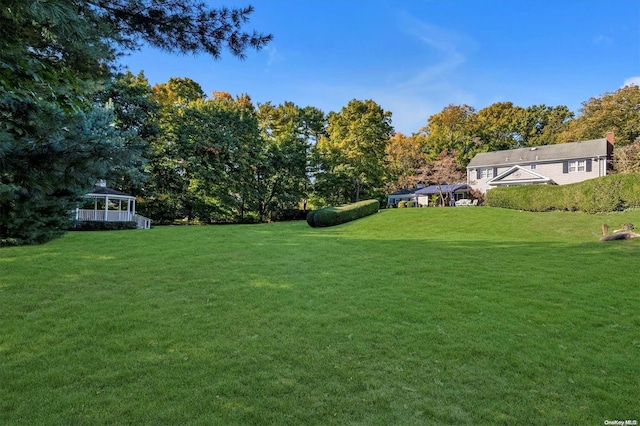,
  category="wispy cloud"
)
[393,11,477,91]
[593,35,614,46]
[623,76,640,87]
[265,45,284,67]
